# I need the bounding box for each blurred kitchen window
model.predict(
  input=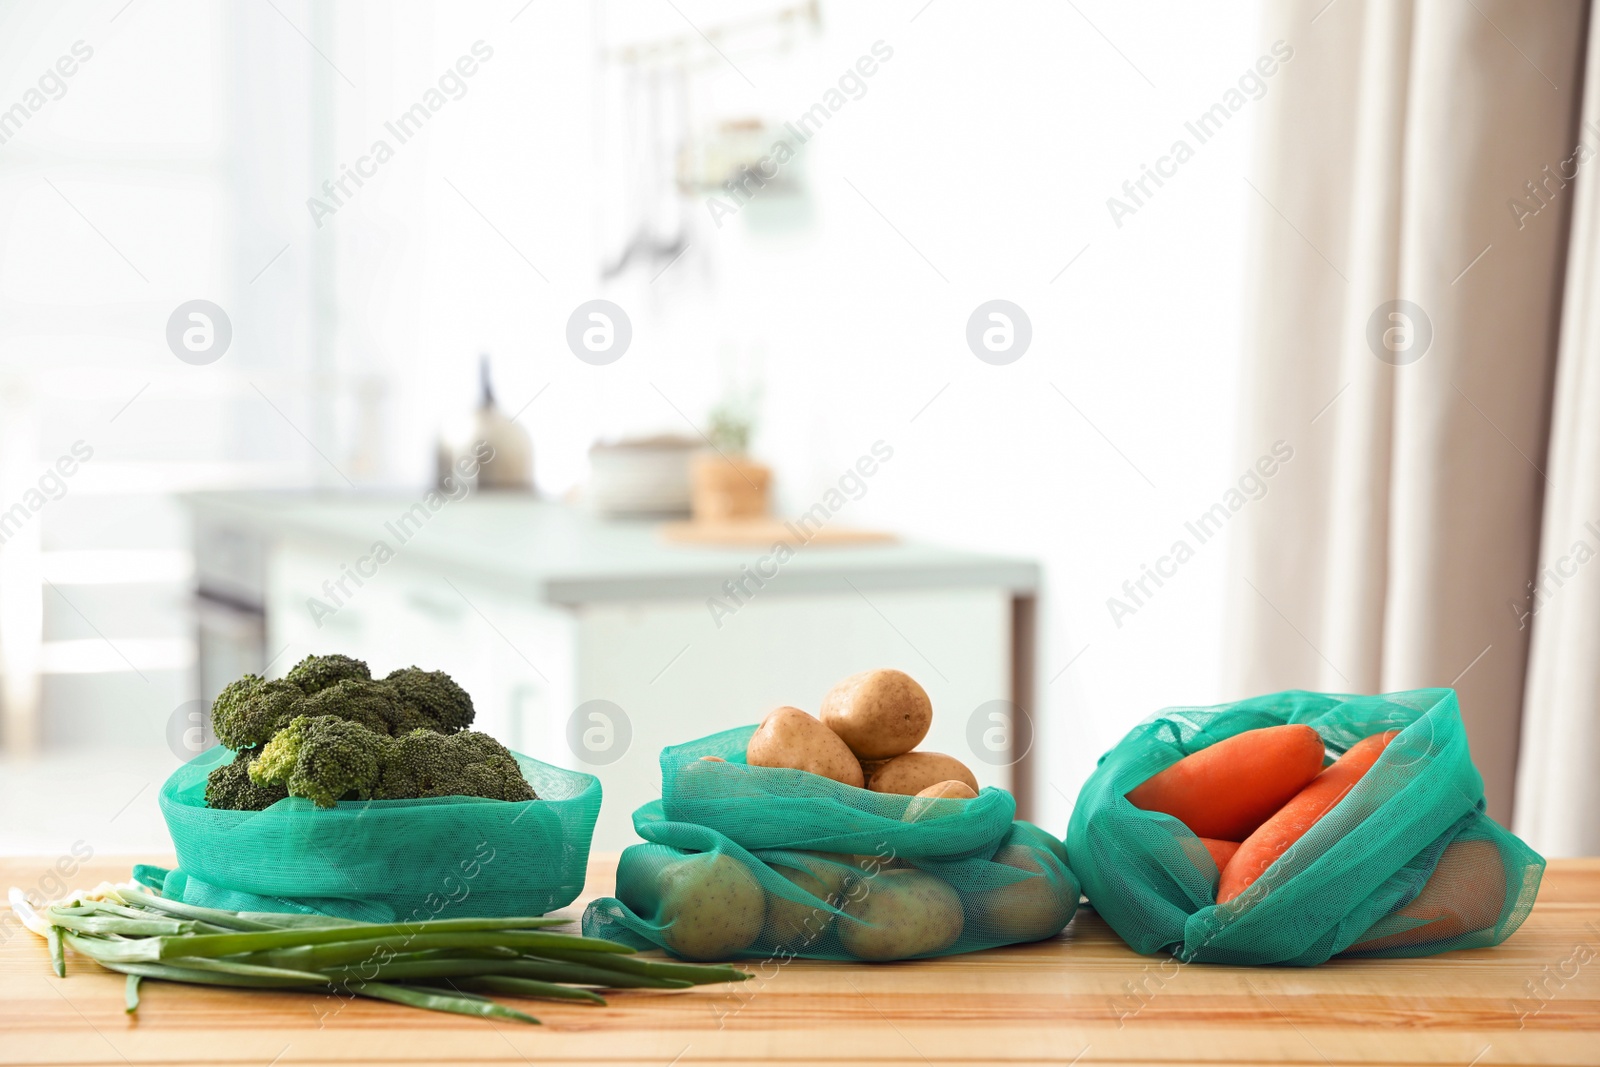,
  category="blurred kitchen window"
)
[0,1,327,752]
